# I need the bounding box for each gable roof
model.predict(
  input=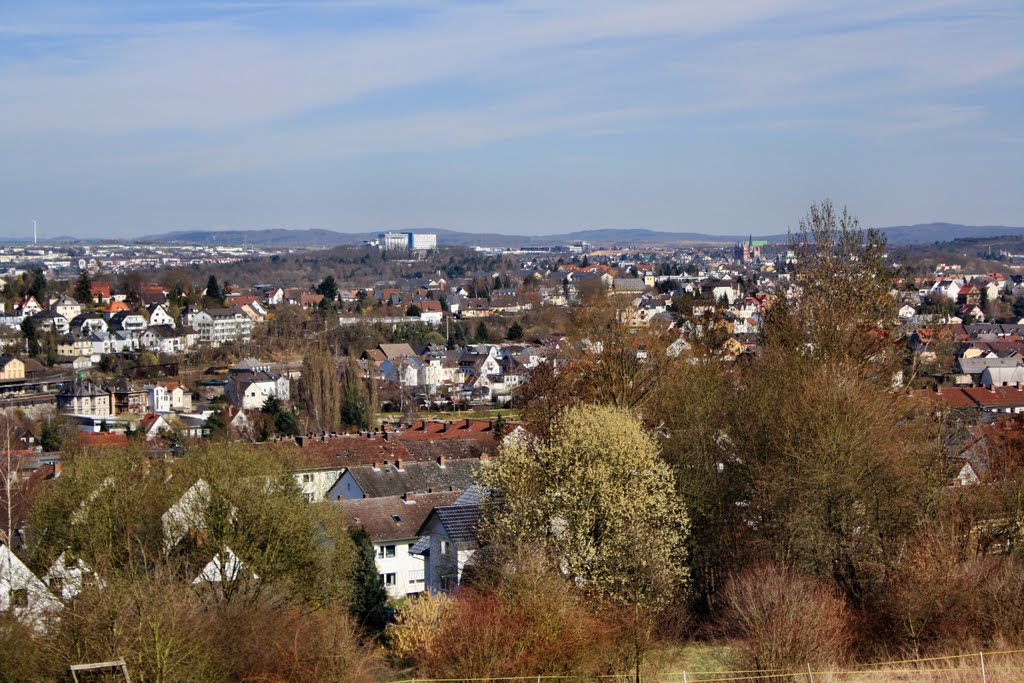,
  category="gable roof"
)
[345,458,481,498]
[342,491,462,542]
[430,504,483,543]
